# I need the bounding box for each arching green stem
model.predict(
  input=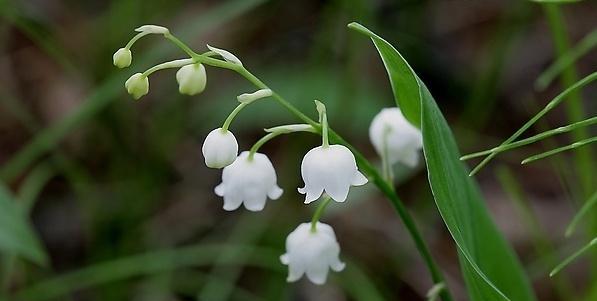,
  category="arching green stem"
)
[221,103,247,132]
[311,196,332,232]
[158,33,454,301]
[142,58,194,77]
[522,136,597,164]
[125,32,149,49]
[249,124,318,161]
[315,101,329,147]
